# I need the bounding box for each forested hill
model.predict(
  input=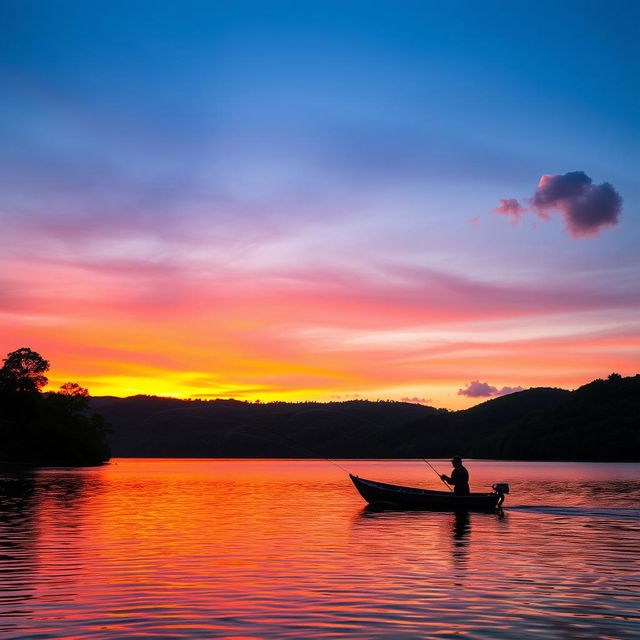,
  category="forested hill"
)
[488,373,640,461]
[92,373,640,461]
[90,397,440,458]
